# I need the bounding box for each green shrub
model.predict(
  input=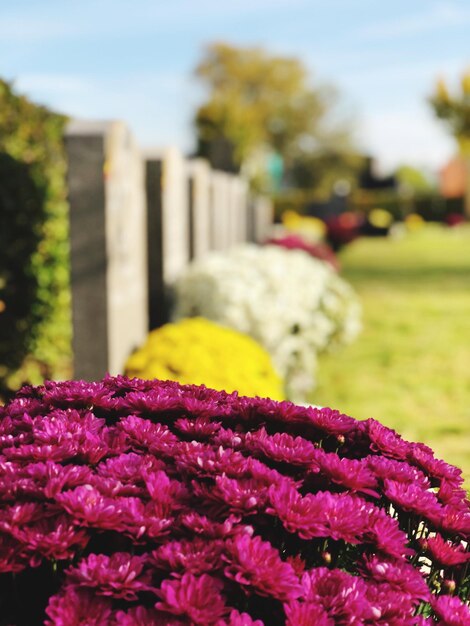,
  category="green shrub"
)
[0,79,71,399]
